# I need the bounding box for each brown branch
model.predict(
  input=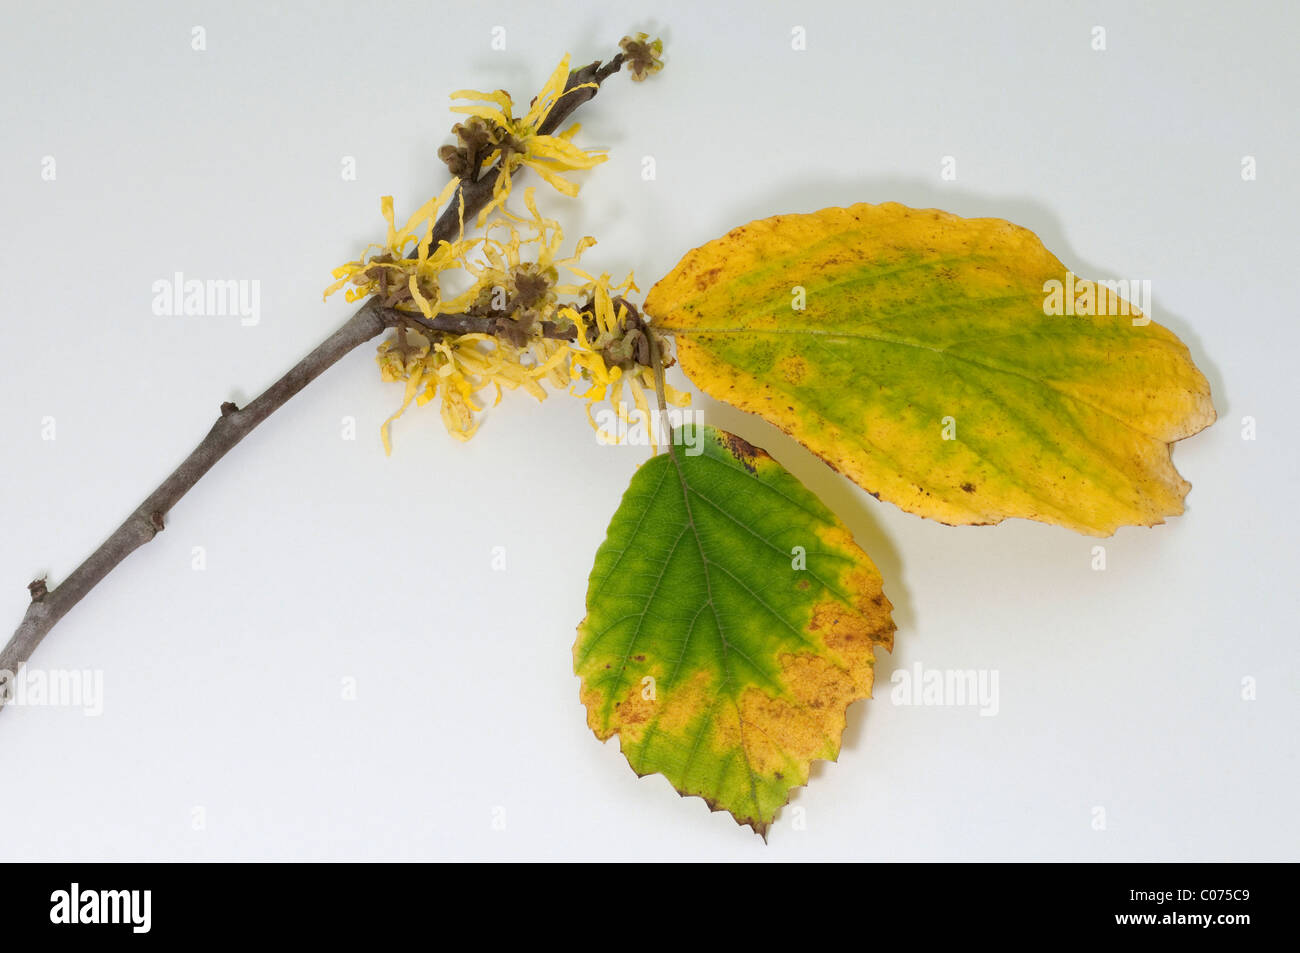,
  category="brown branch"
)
[0,296,576,699]
[395,309,576,341]
[0,299,393,699]
[0,45,636,710]
[647,325,676,462]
